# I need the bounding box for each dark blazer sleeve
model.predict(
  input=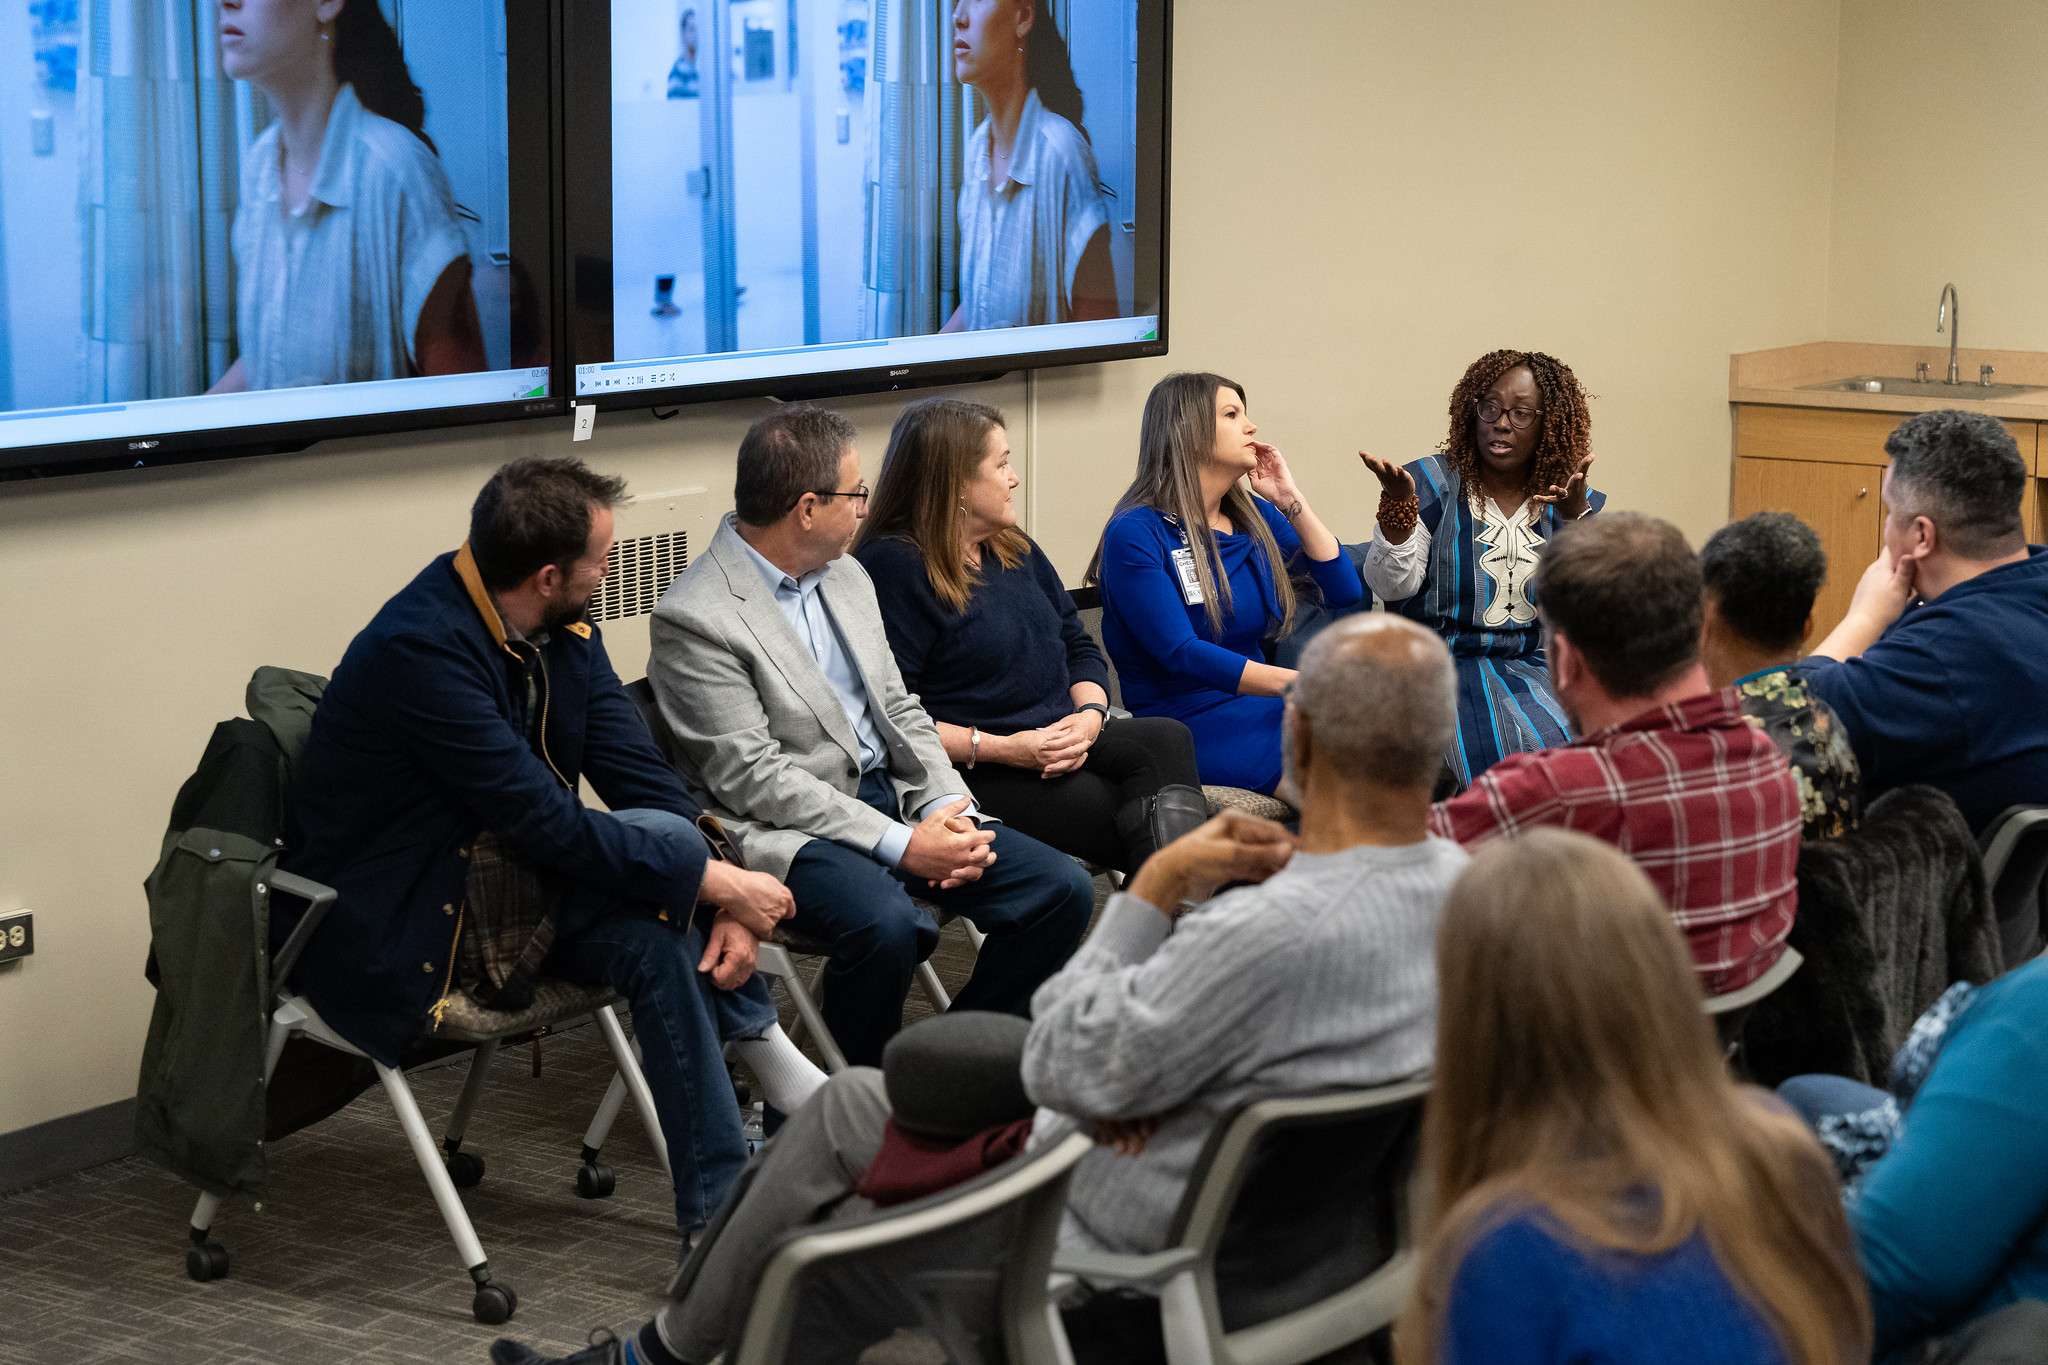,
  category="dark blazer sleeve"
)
[858,538,944,700]
[371,630,706,908]
[1031,540,1110,693]
[578,627,707,827]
